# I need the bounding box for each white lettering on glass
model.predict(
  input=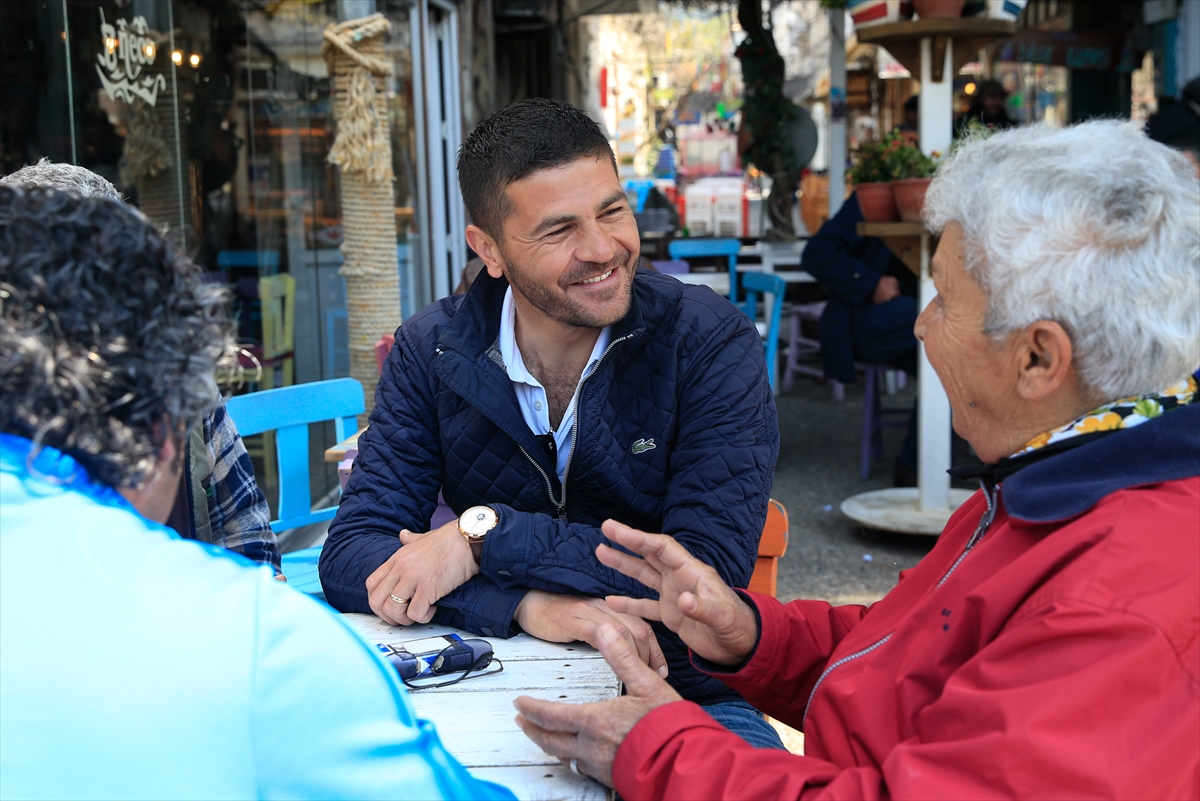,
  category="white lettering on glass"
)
[95,9,166,106]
